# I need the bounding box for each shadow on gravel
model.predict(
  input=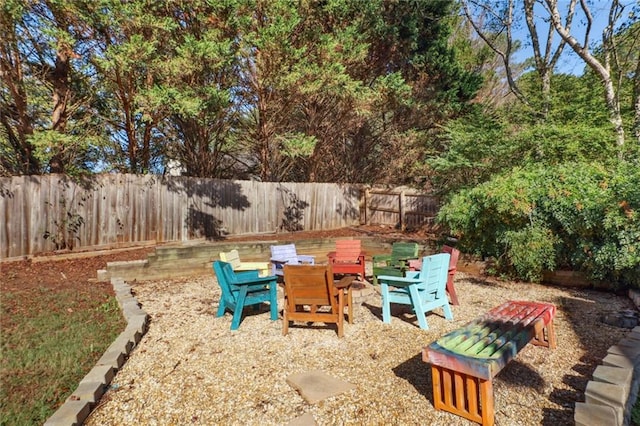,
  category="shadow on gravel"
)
[541,293,635,425]
[392,352,433,403]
